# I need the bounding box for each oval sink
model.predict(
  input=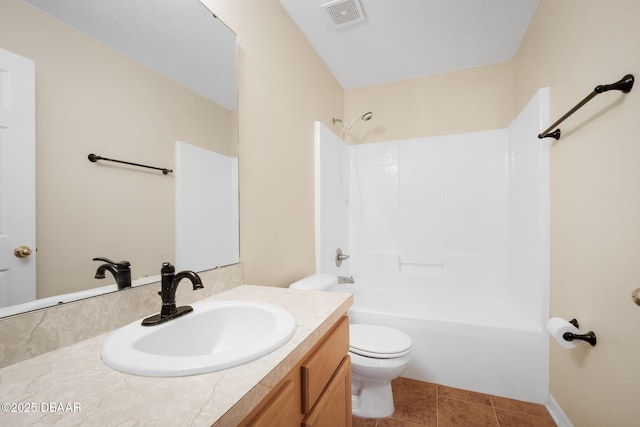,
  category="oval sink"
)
[101,300,297,377]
